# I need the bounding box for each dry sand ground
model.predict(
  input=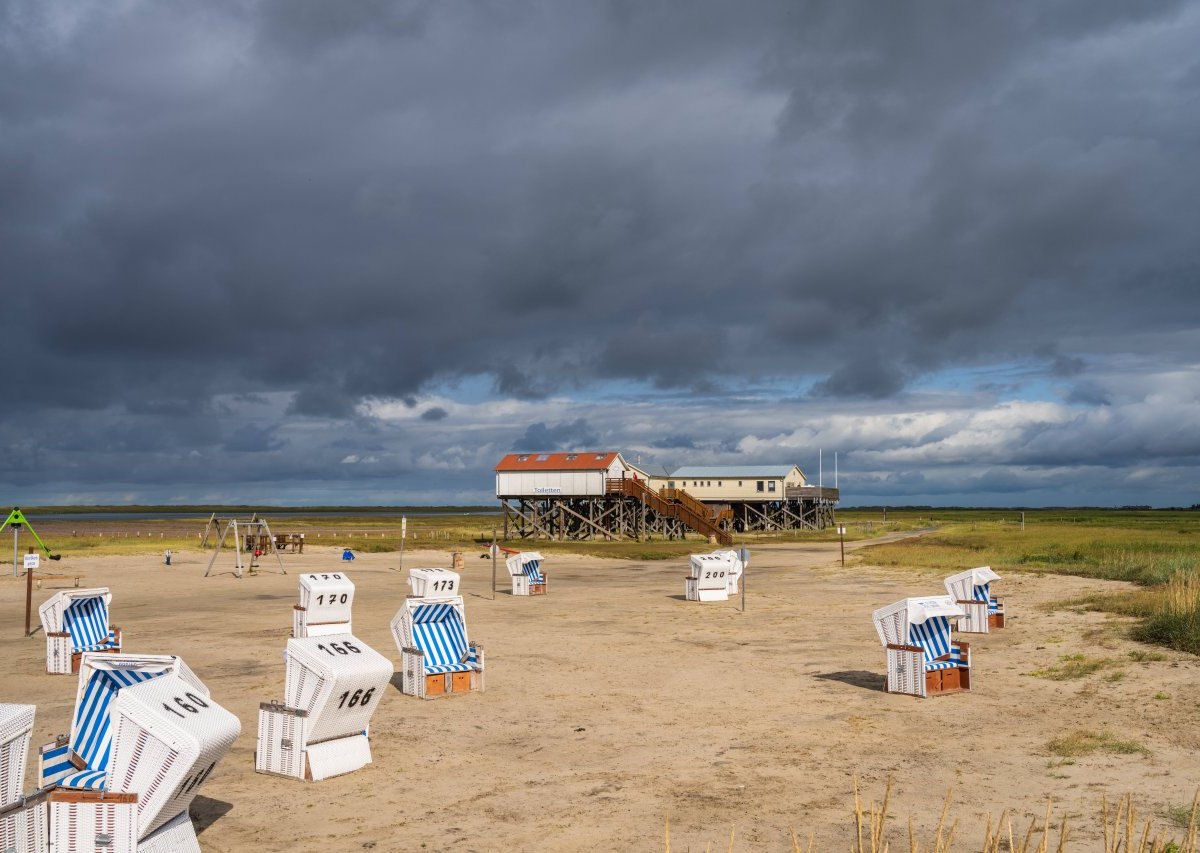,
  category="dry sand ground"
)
[3,538,1199,852]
